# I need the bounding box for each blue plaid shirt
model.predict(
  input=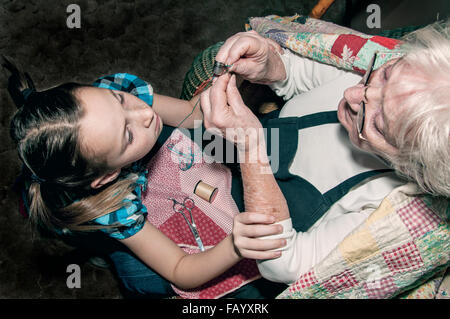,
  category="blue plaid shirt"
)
[91,164,149,239]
